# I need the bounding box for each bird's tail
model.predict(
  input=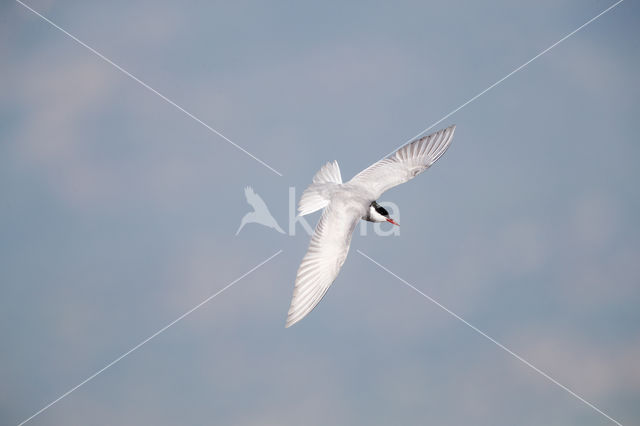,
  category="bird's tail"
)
[298,160,342,216]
